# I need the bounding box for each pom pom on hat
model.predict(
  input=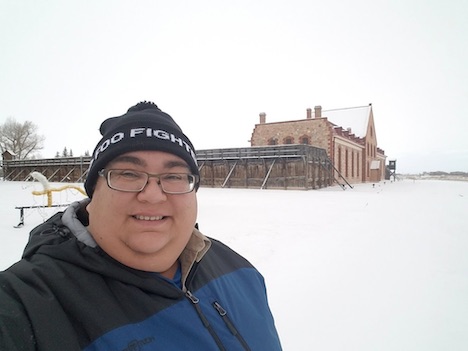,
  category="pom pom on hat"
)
[84,101,198,197]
